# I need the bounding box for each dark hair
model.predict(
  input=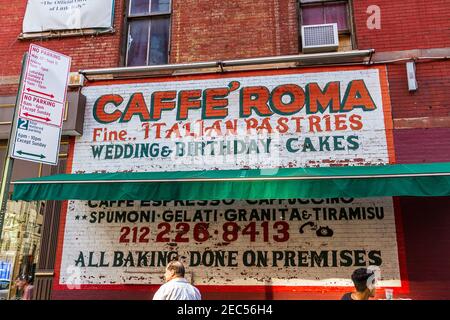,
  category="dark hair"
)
[18,275,33,284]
[166,260,185,277]
[351,268,375,292]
